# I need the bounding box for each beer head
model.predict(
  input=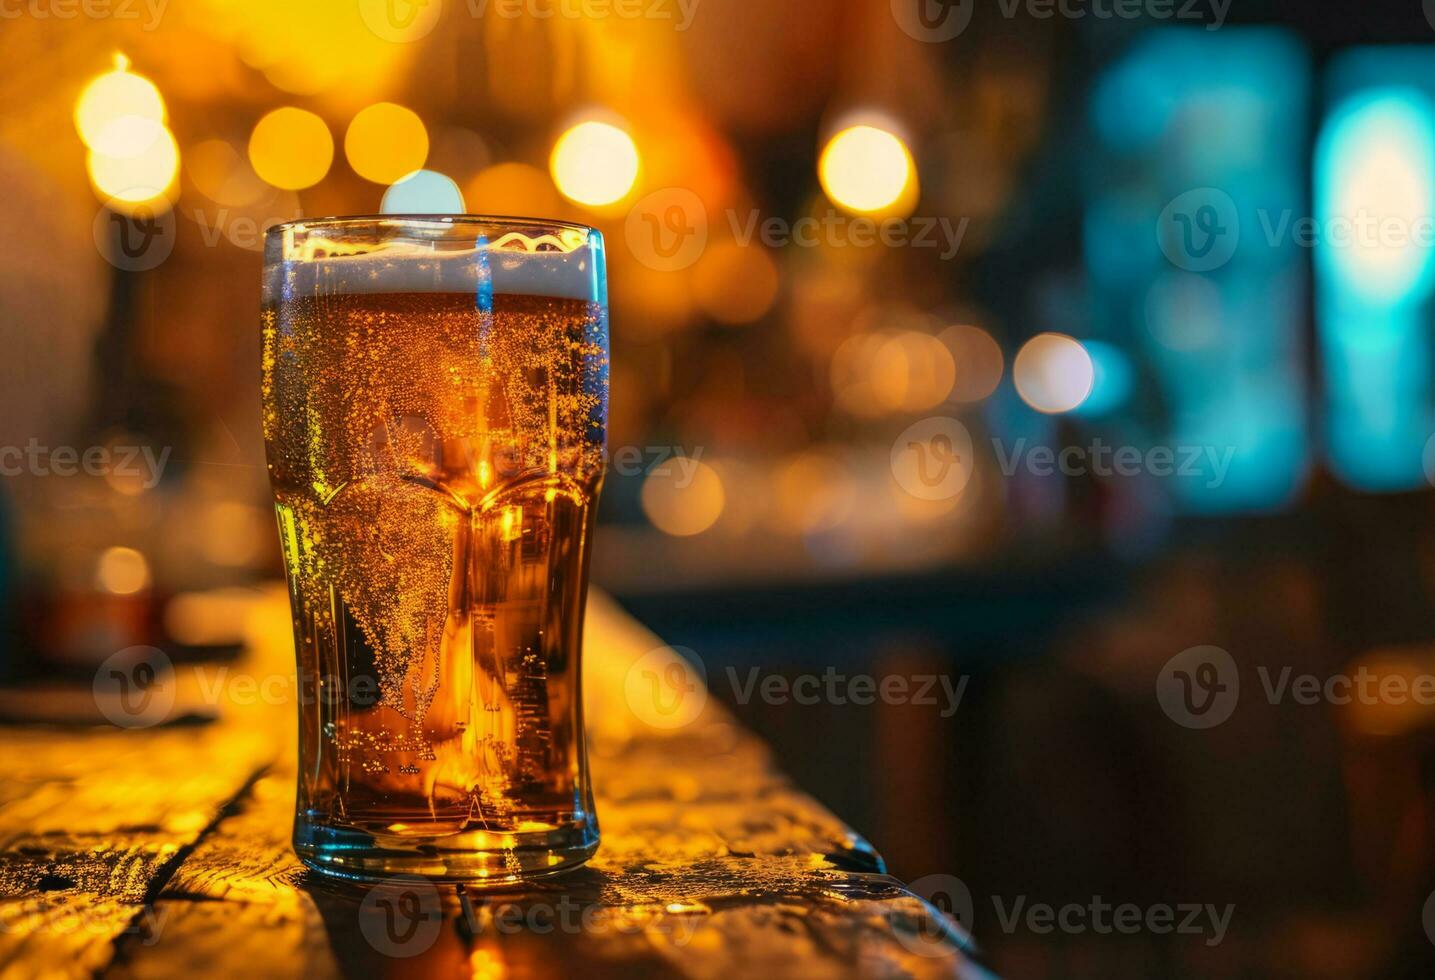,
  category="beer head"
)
[263,217,607,308]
